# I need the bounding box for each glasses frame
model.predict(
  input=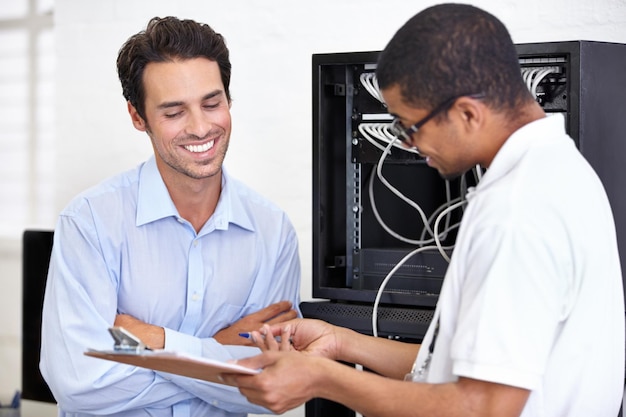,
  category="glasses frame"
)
[389,93,486,148]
